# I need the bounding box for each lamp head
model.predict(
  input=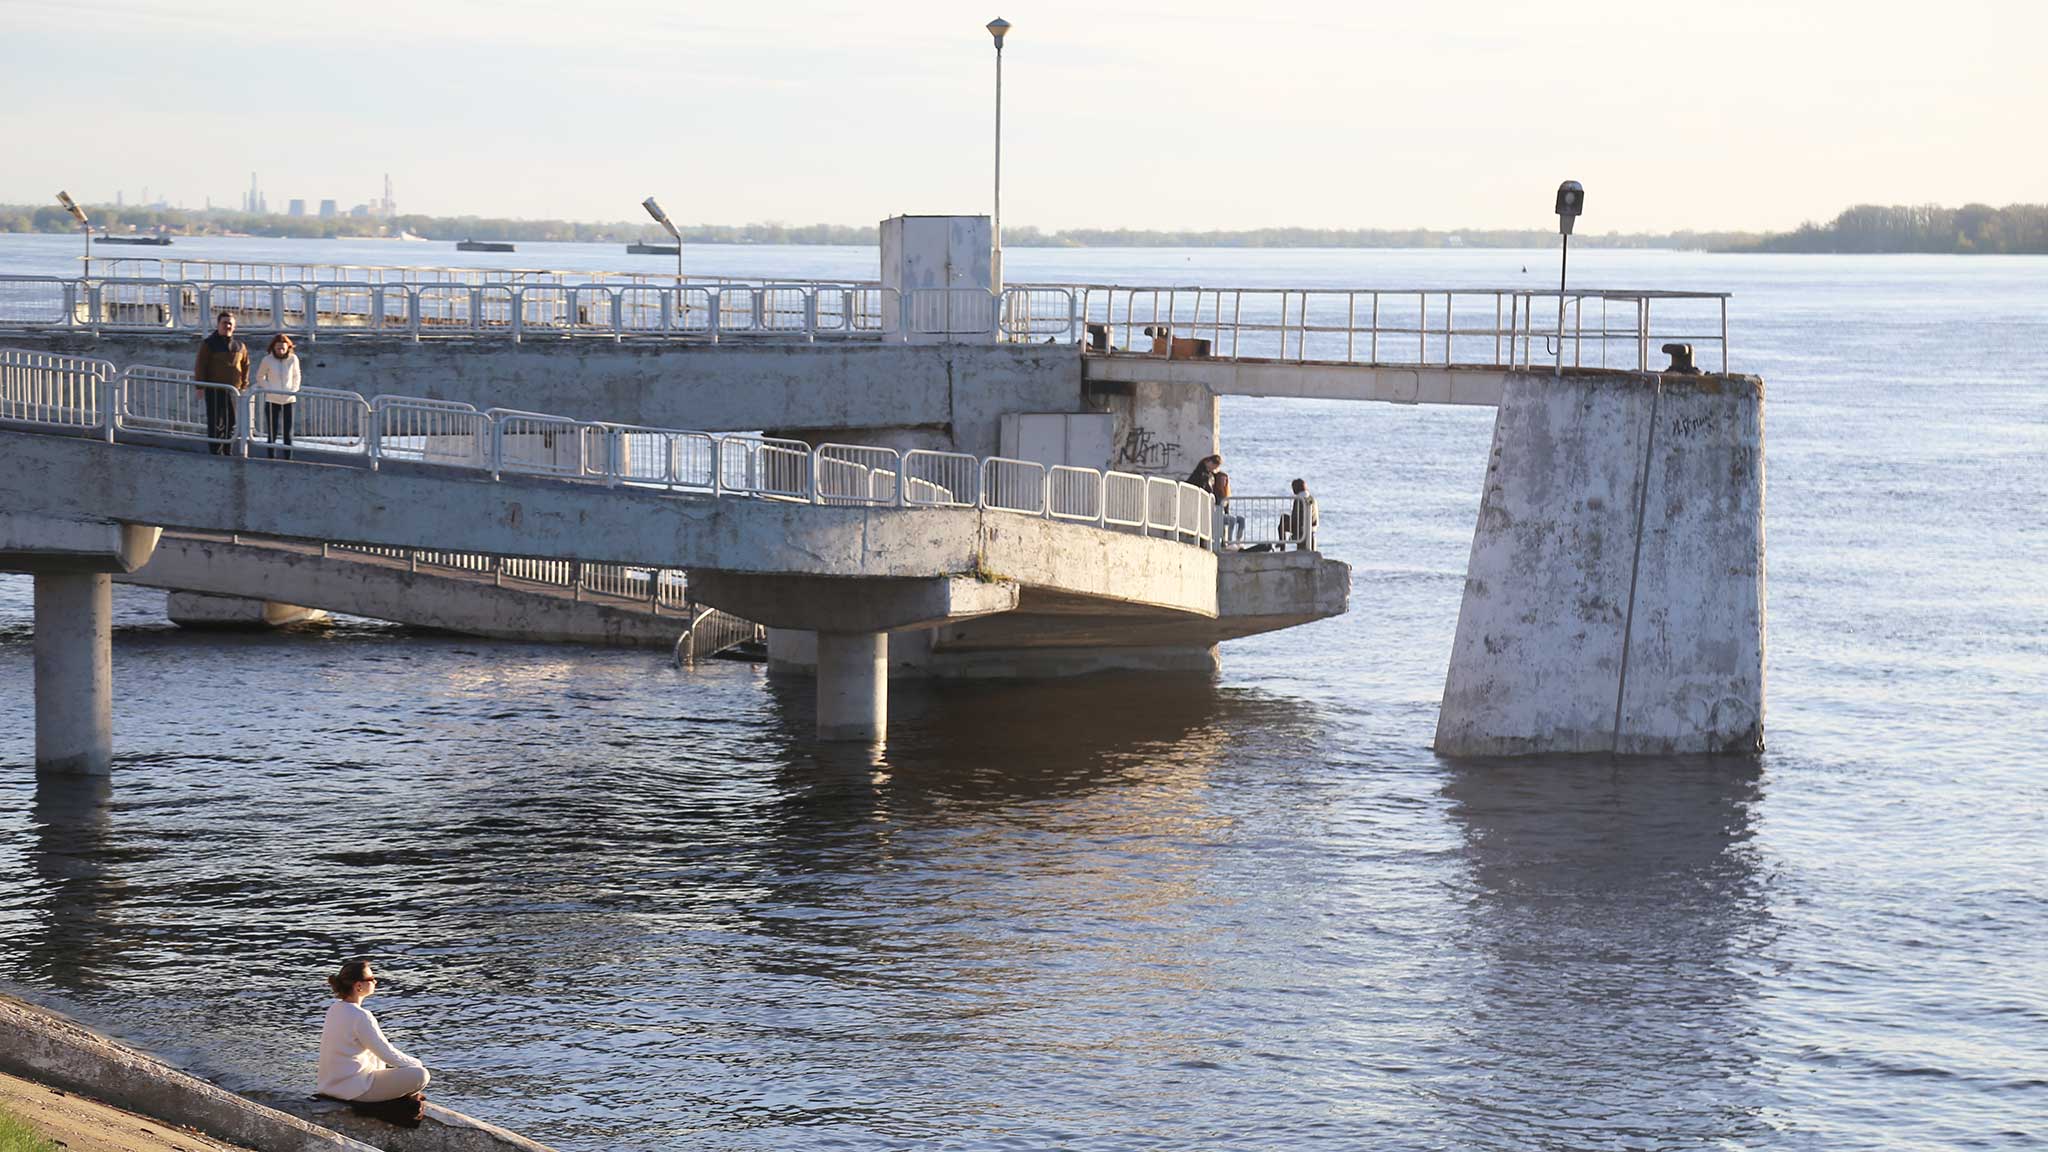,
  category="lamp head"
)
[987,17,1010,48]
[642,196,679,240]
[1554,180,1584,236]
[56,190,89,226]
